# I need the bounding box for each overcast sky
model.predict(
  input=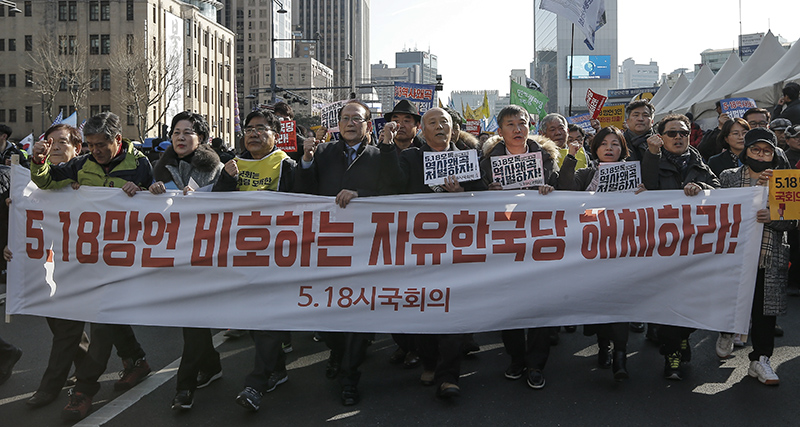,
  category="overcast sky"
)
[369,0,798,101]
